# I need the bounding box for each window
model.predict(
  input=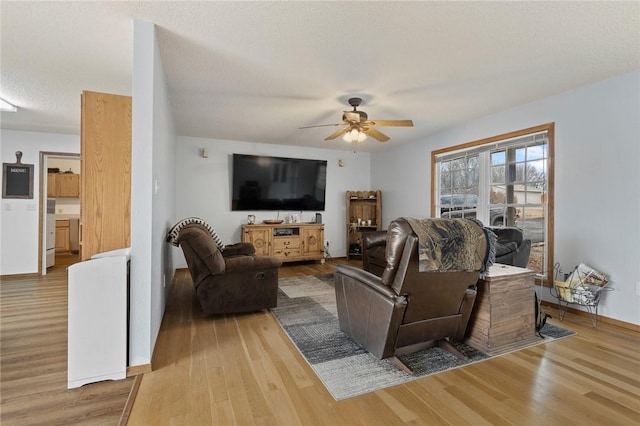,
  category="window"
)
[432,123,554,279]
